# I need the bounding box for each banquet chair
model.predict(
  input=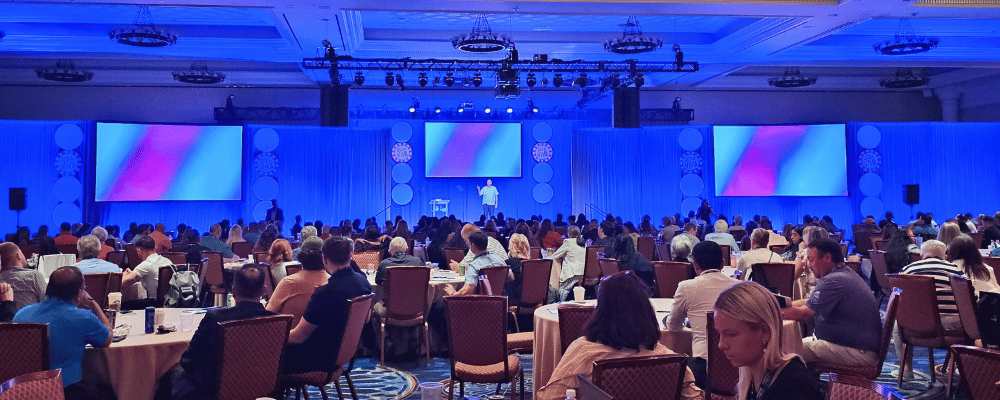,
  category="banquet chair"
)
[655,242,671,263]
[828,374,904,400]
[444,248,467,266]
[576,375,612,400]
[555,227,568,237]
[285,264,302,277]
[731,229,746,242]
[636,236,656,262]
[377,266,431,366]
[720,245,731,267]
[414,232,428,244]
[845,260,863,277]
[529,247,542,260]
[581,247,604,289]
[0,323,49,384]
[479,266,510,299]
[706,313,738,400]
[811,288,901,381]
[125,244,141,270]
[982,256,1000,271]
[653,261,690,299]
[444,295,524,400]
[18,244,39,259]
[199,251,227,307]
[281,294,374,400]
[768,245,784,254]
[162,252,187,266]
[887,274,970,394]
[55,244,78,257]
[969,232,984,249]
[872,239,888,251]
[909,252,923,264]
[740,237,751,252]
[591,354,690,400]
[231,241,253,259]
[158,266,174,307]
[217,314,293,400]
[105,250,126,269]
[949,276,981,345]
[750,263,795,298]
[951,345,1000,400]
[841,243,850,261]
[510,259,553,333]
[254,252,269,265]
[405,238,415,255]
[598,258,619,278]
[83,272,122,309]
[558,305,596,354]
[0,370,64,400]
[831,232,844,243]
